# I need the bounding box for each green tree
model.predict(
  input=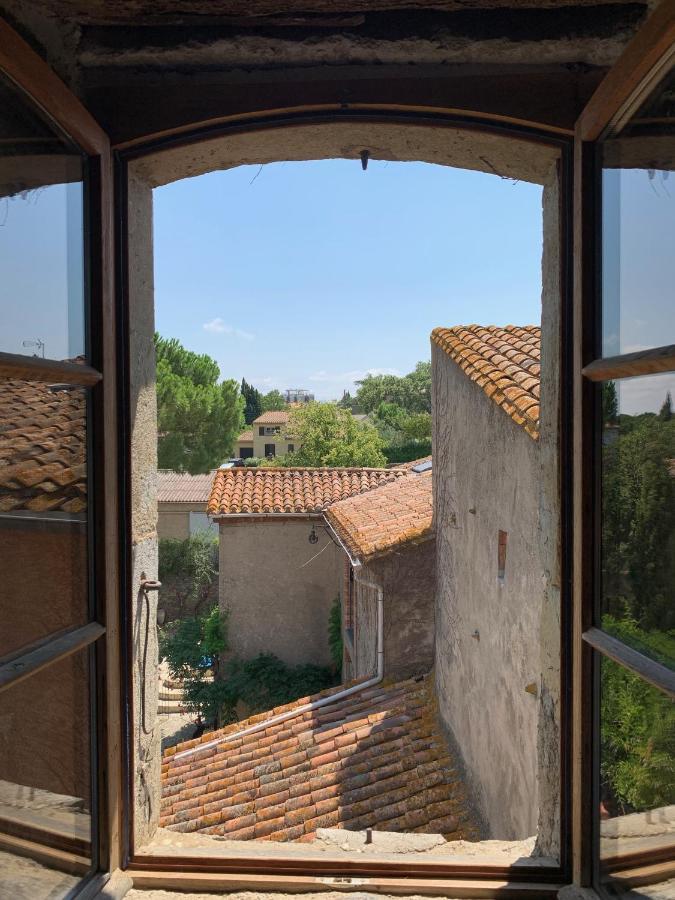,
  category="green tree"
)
[288,402,387,467]
[659,391,672,421]
[158,533,218,620]
[355,360,431,415]
[337,390,358,412]
[602,416,675,630]
[156,335,244,474]
[261,389,286,413]
[161,605,234,726]
[240,378,263,424]
[602,380,618,425]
